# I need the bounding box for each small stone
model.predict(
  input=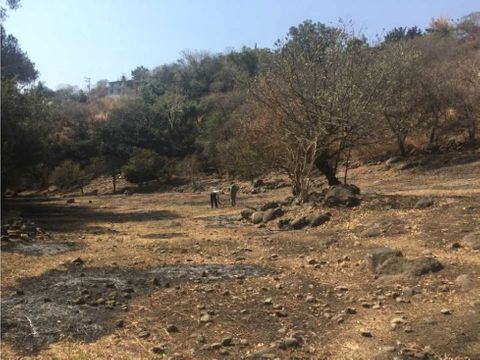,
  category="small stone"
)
[278,337,300,349]
[200,314,212,323]
[360,329,372,337]
[263,298,273,305]
[239,339,249,346]
[441,308,452,315]
[116,320,125,328]
[305,295,315,303]
[152,345,166,354]
[275,310,288,317]
[73,297,86,305]
[345,307,357,314]
[221,337,233,346]
[196,335,206,343]
[166,324,178,333]
[211,342,222,349]
[72,257,84,265]
[404,326,413,333]
[138,330,150,339]
[15,289,24,296]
